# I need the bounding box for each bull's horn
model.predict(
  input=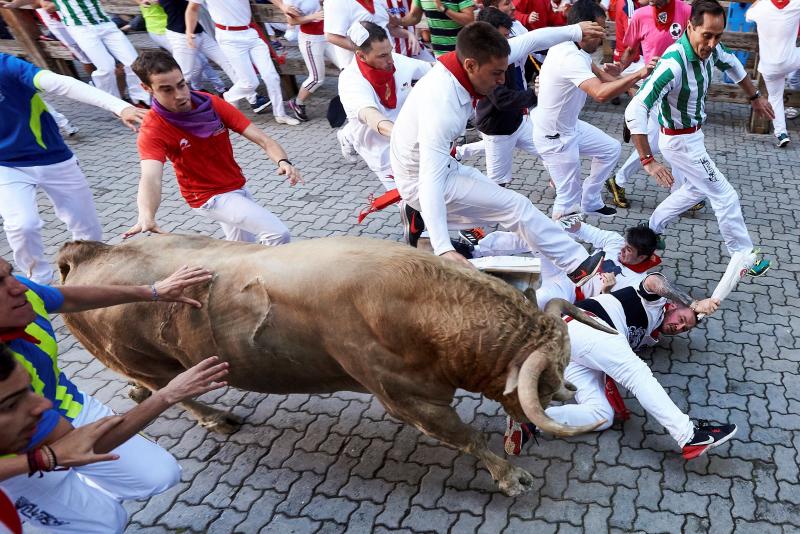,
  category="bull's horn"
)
[517,351,605,437]
[504,364,520,395]
[544,298,618,335]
